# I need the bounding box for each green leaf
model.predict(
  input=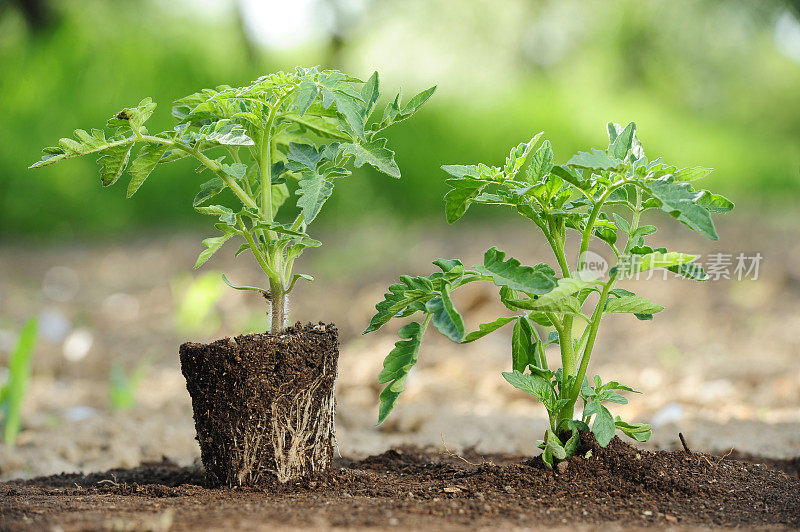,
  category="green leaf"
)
[526,140,554,182]
[195,204,237,226]
[441,165,480,178]
[615,418,652,442]
[673,166,712,182]
[501,370,557,410]
[474,247,557,294]
[127,143,168,197]
[341,139,400,178]
[695,190,734,213]
[646,177,718,240]
[1,319,37,447]
[194,226,236,268]
[364,276,436,334]
[527,276,595,308]
[296,172,334,223]
[443,177,485,223]
[594,390,628,404]
[31,130,139,169]
[622,251,698,274]
[567,148,622,171]
[511,317,536,373]
[604,295,664,315]
[97,144,134,186]
[107,97,156,135]
[591,404,616,447]
[424,286,465,342]
[462,316,516,343]
[360,71,380,118]
[193,177,226,207]
[287,142,323,172]
[503,133,543,178]
[377,320,427,424]
[545,429,567,461]
[295,80,318,117]
[608,121,635,159]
